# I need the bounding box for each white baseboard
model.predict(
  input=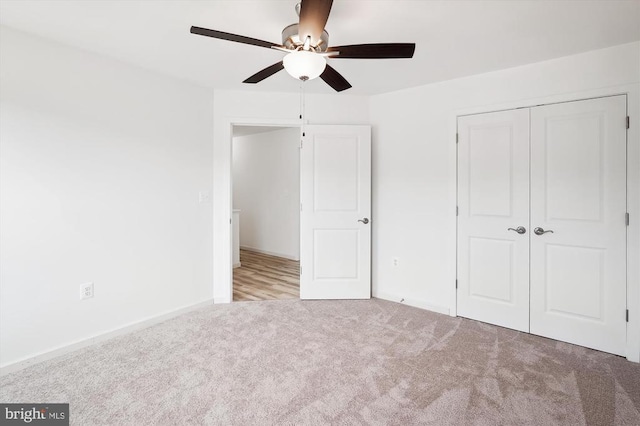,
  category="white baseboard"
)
[233,262,241,268]
[213,296,231,304]
[239,245,300,261]
[374,291,451,316]
[0,299,214,376]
